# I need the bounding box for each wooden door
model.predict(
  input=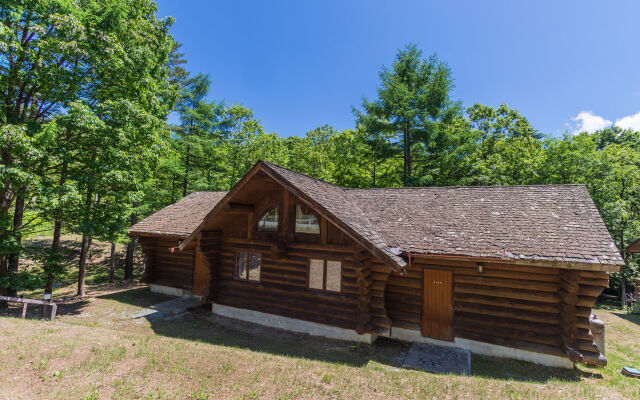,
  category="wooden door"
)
[192,250,209,296]
[421,269,454,341]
